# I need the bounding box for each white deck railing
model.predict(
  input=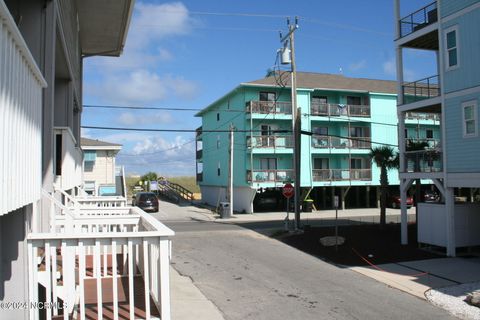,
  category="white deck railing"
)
[75,196,128,208]
[0,1,47,215]
[28,206,174,320]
